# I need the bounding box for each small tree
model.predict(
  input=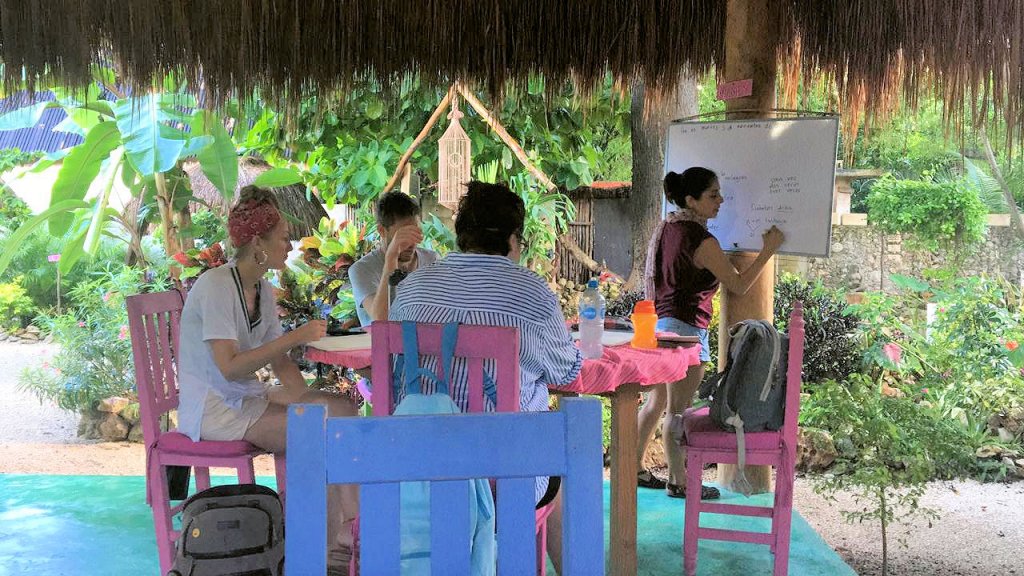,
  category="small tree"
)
[803,375,974,576]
